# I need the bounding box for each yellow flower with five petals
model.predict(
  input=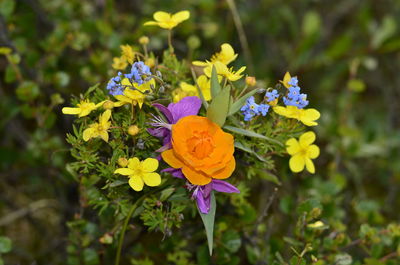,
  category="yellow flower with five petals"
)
[144,10,190,30]
[114,78,155,108]
[193,43,238,67]
[83,110,111,142]
[114,157,161,191]
[286,131,320,173]
[62,99,105,117]
[273,105,320,126]
[204,61,246,82]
